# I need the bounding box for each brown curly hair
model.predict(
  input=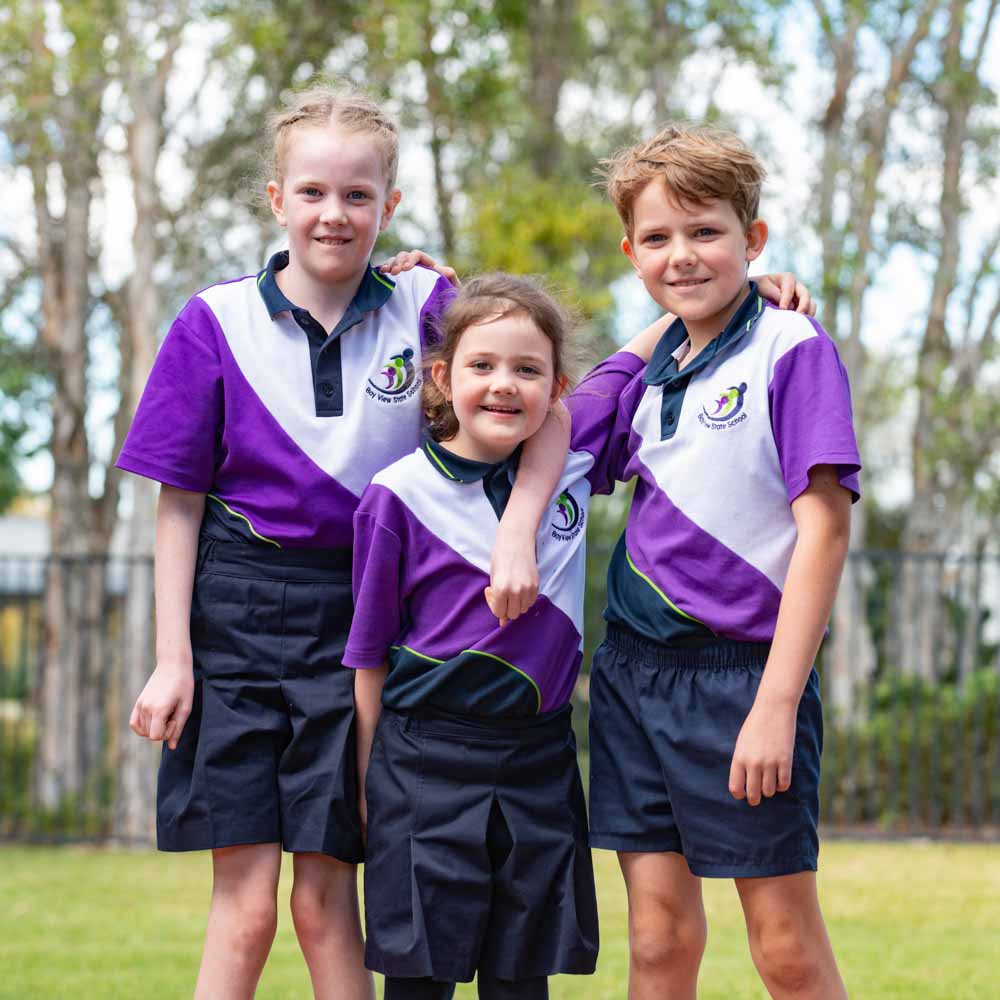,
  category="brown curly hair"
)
[423,273,573,443]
